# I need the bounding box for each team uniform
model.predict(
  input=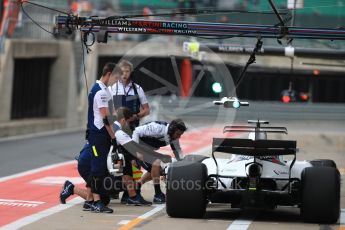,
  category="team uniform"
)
[132,121,184,171]
[113,121,136,177]
[87,80,112,187]
[110,81,148,129]
[78,142,122,201]
[113,120,153,206]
